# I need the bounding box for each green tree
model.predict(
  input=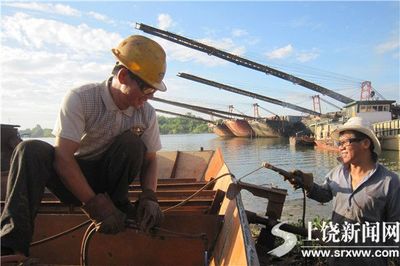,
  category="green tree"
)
[157,113,212,134]
[31,124,44,137]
